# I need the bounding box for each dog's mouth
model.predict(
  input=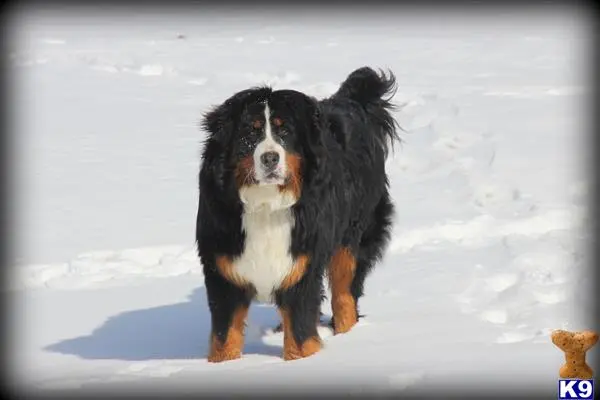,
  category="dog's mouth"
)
[257,169,286,186]
[259,174,285,186]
